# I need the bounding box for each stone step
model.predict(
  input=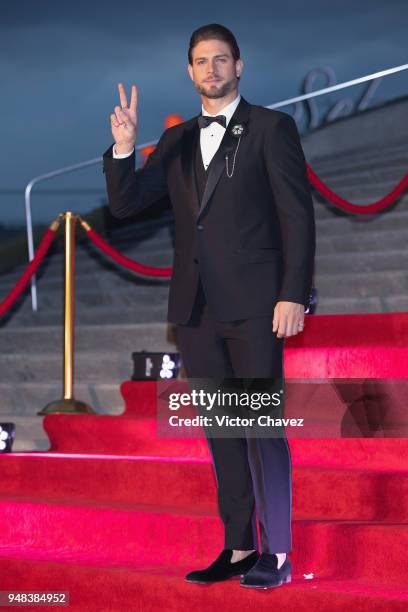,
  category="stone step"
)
[2,287,407,333]
[4,265,408,320]
[0,261,172,293]
[314,207,408,233]
[1,215,407,292]
[0,382,124,416]
[315,249,408,274]
[310,134,408,163]
[5,248,407,308]
[308,138,408,166]
[47,202,408,244]
[309,153,408,178]
[0,243,175,287]
[2,257,407,324]
[314,293,408,314]
[83,212,174,238]
[1,217,174,266]
[98,198,408,236]
[0,351,148,384]
[1,303,170,328]
[9,287,169,314]
[2,200,406,290]
[13,262,408,307]
[0,322,175,354]
[316,268,408,298]
[2,186,406,282]
[314,165,408,186]
[64,218,174,255]
[73,191,408,239]
[4,292,405,327]
[95,212,174,244]
[310,186,408,207]
[0,415,50,452]
[316,227,408,252]
[312,156,408,179]
[104,227,174,252]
